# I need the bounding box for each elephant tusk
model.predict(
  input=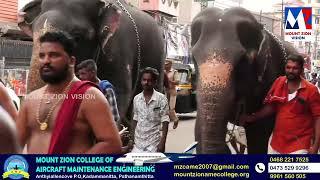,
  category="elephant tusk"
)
[103,25,110,32]
[101,33,113,54]
[43,19,48,29]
